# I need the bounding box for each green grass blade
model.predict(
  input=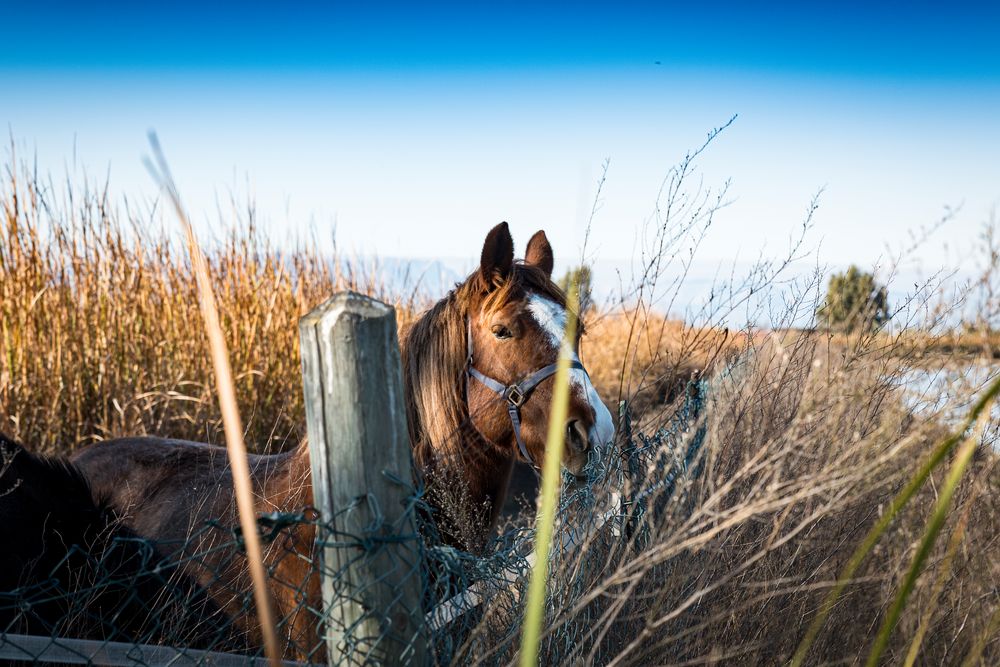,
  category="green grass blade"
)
[865,419,983,666]
[520,282,579,667]
[790,371,1000,667]
[901,496,974,667]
